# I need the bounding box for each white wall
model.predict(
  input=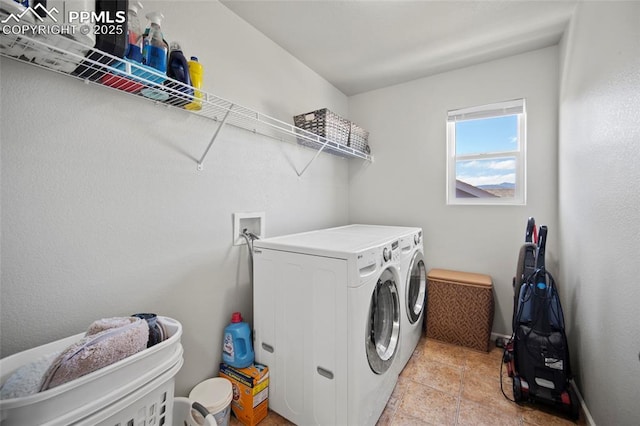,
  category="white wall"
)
[348,46,560,336]
[559,2,640,424]
[0,0,351,396]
